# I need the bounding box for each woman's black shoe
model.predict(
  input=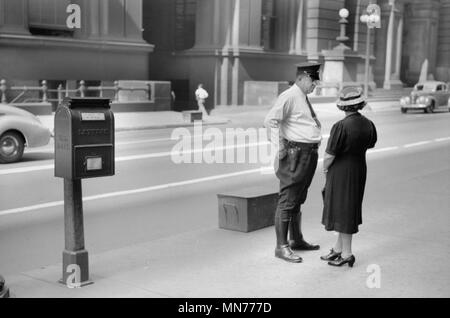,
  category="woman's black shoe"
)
[320,249,342,261]
[328,255,356,267]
